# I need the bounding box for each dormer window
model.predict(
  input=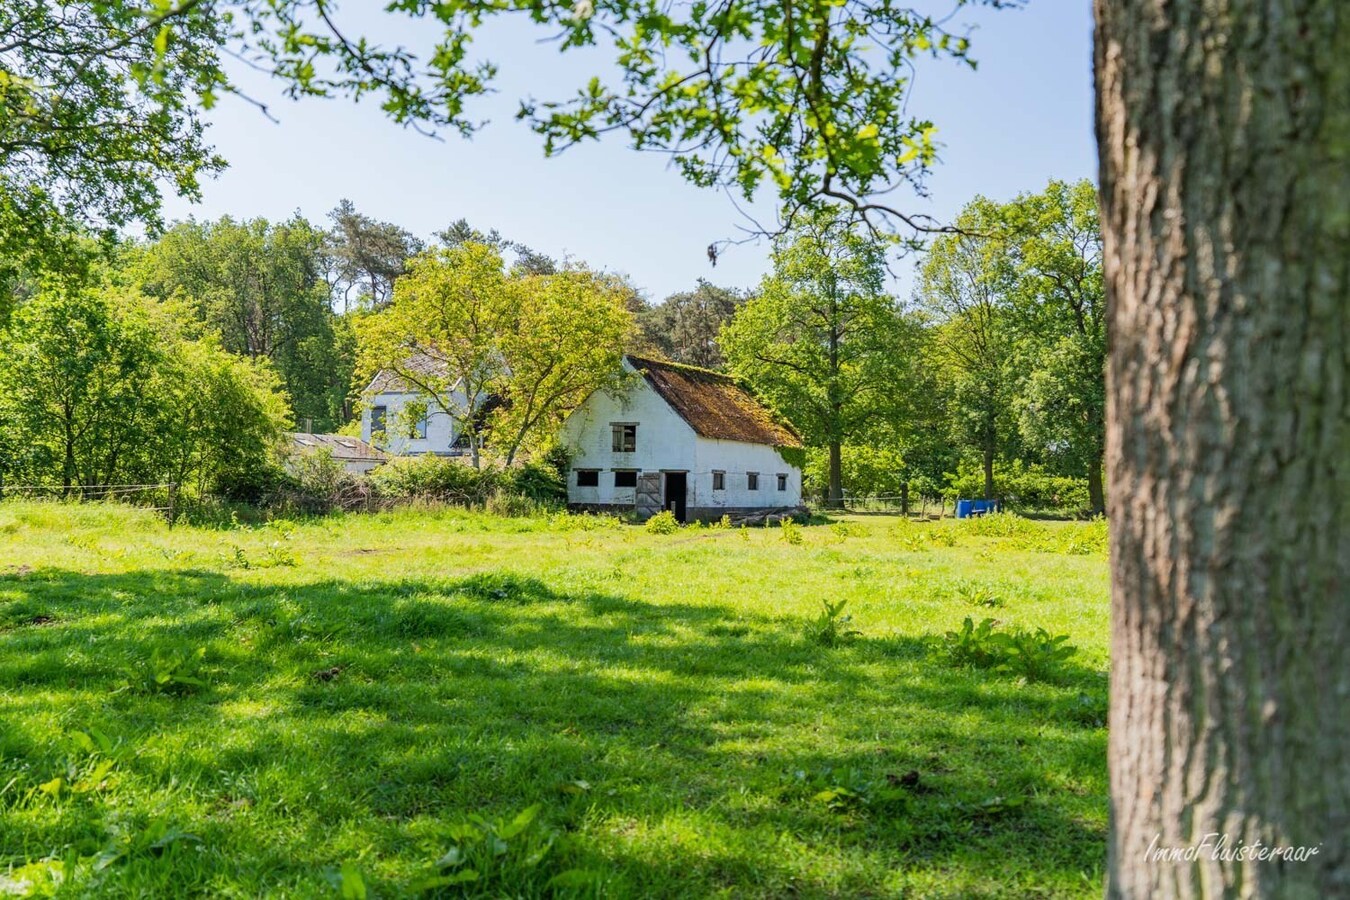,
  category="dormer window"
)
[611,423,637,452]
